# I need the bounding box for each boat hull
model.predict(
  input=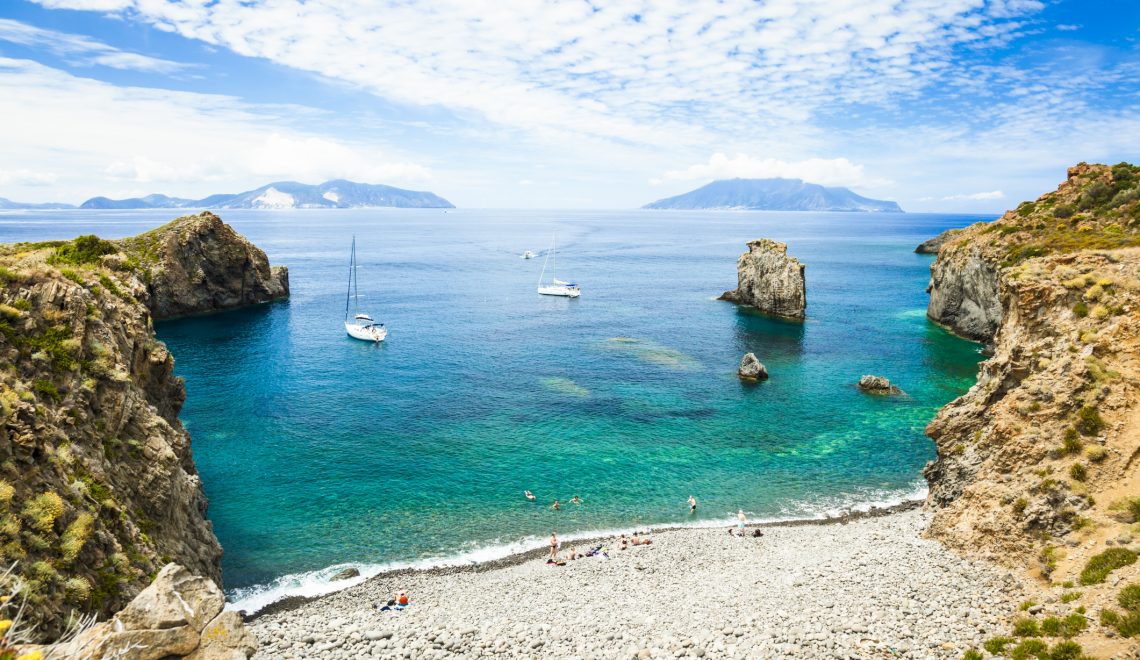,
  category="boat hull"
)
[537,285,580,298]
[345,321,387,342]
